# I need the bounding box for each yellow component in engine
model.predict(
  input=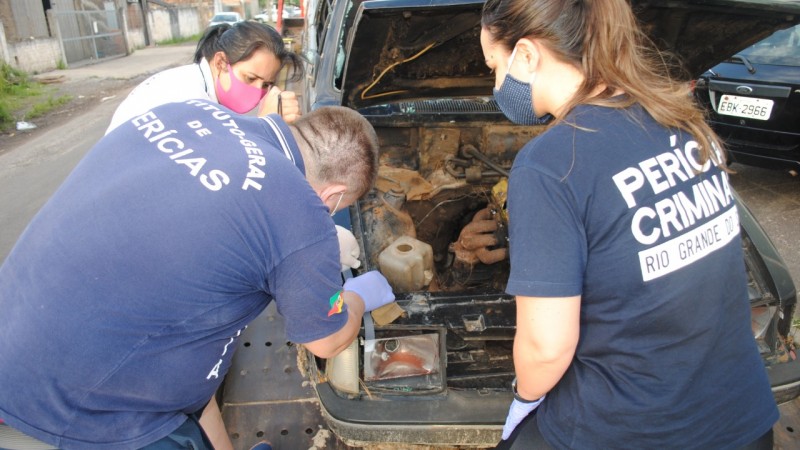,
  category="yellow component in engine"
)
[491,177,509,223]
